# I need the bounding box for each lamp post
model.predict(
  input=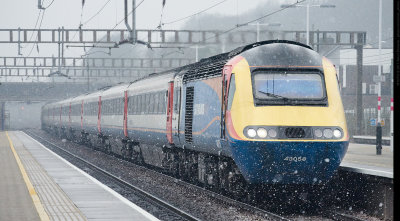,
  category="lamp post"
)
[247,22,281,42]
[281,3,335,46]
[376,0,383,155]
